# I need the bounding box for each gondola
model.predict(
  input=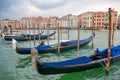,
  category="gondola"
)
[31,45,120,75]
[2,31,44,40]
[1,30,44,39]
[4,31,56,41]
[19,31,44,38]
[16,33,95,54]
